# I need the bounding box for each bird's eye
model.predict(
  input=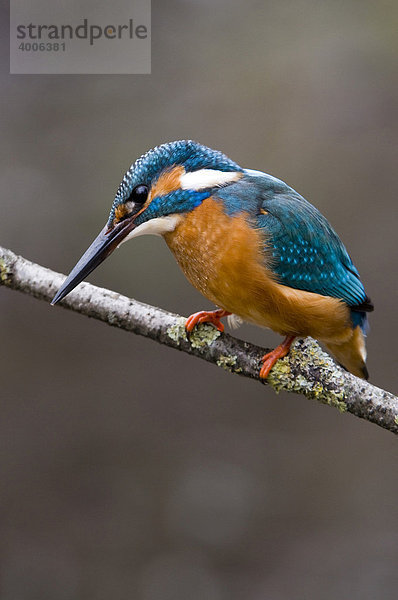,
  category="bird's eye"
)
[128,184,149,205]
